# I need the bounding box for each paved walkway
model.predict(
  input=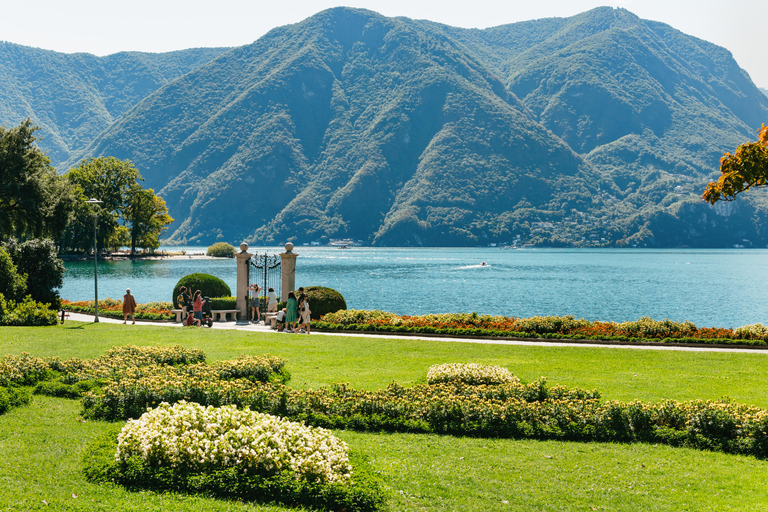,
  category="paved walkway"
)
[63,312,768,354]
